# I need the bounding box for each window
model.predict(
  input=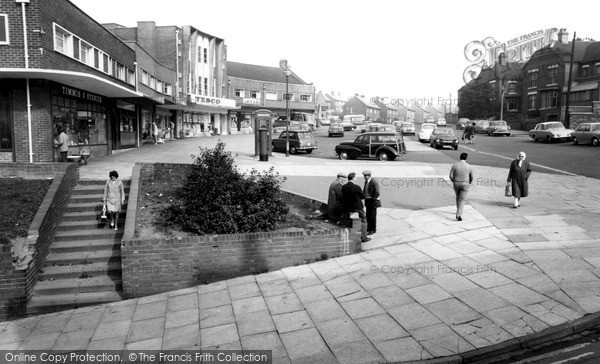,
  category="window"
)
[528,72,538,88]
[528,94,537,110]
[197,46,202,63]
[283,93,293,101]
[596,63,600,76]
[164,83,172,96]
[80,42,93,66]
[0,14,8,45]
[54,26,71,54]
[127,70,135,86]
[300,95,312,102]
[507,98,518,111]
[204,48,208,63]
[102,54,109,73]
[265,92,277,101]
[249,90,260,99]
[572,91,592,102]
[508,82,517,93]
[204,78,208,96]
[541,91,558,109]
[235,89,245,97]
[116,63,126,82]
[156,80,163,93]
[548,65,558,85]
[0,89,12,150]
[581,65,589,77]
[141,70,149,85]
